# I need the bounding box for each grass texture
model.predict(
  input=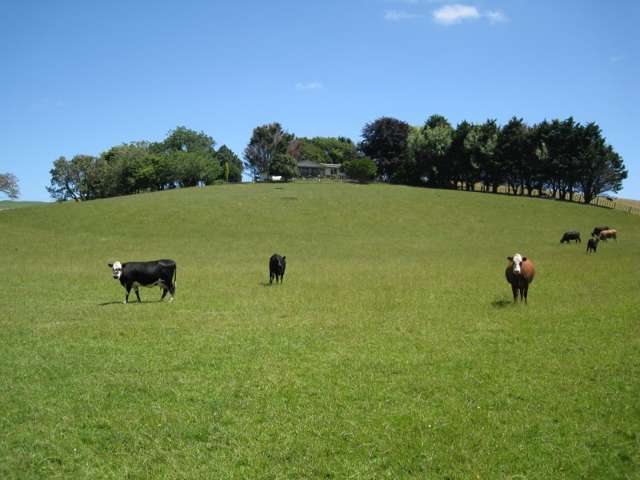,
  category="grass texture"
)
[1,183,639,479]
